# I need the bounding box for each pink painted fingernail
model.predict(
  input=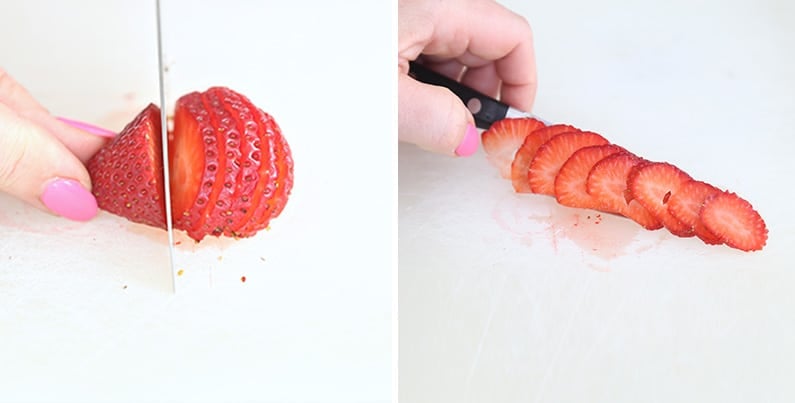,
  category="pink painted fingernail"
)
[56,117,116,138]
[454,123,479,157]
[41,178,98,222]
